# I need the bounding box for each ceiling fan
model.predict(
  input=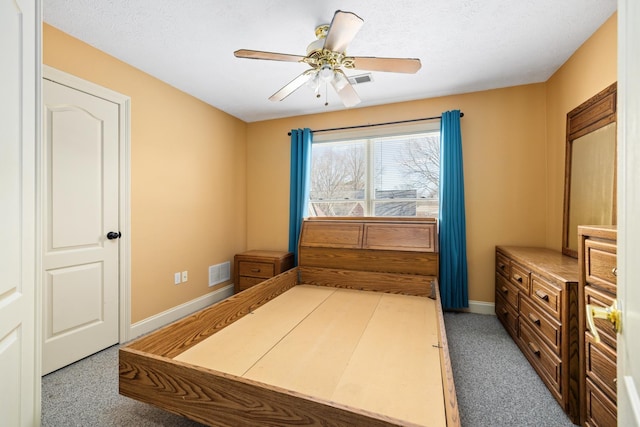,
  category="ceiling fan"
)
[234,10,422,108]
